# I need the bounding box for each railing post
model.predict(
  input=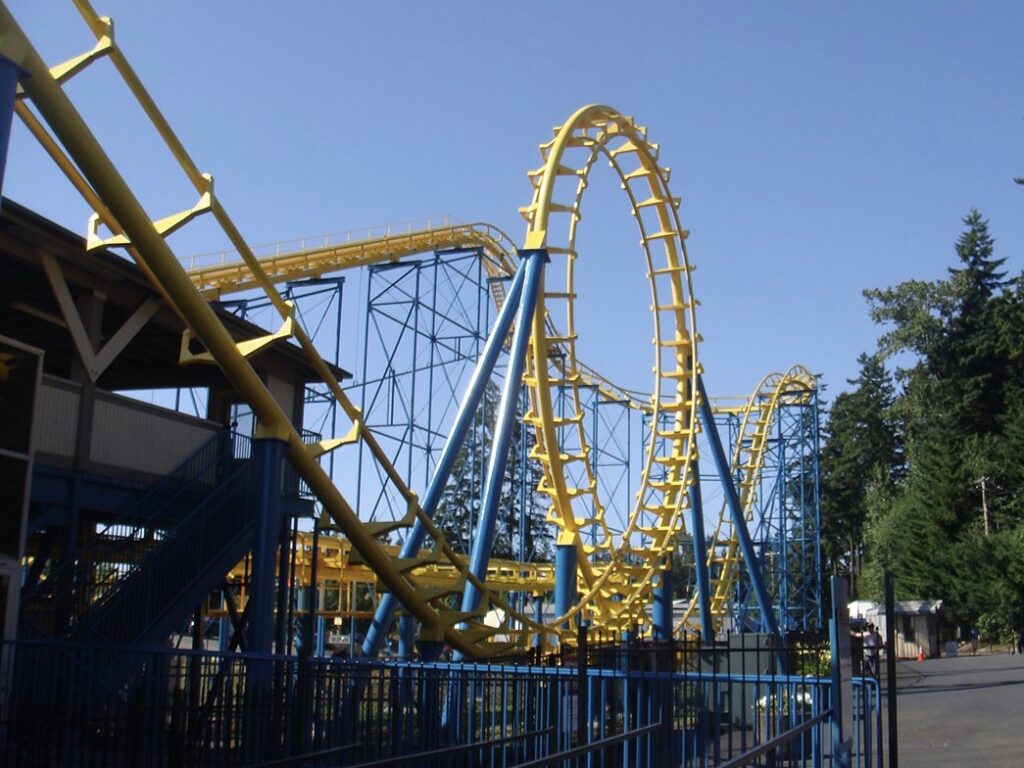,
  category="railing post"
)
[577,623,589,753]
